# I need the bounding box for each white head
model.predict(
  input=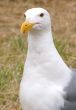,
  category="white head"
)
[21,8,51,33]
